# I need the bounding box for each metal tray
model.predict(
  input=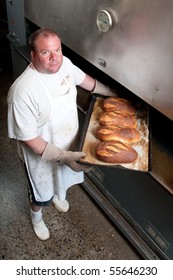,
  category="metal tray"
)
[79,94,149,171]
